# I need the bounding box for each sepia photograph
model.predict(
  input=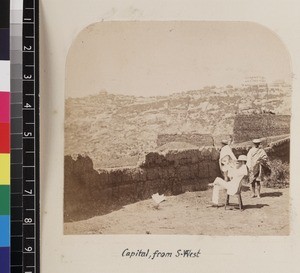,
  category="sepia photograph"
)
[63,21,291,236]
